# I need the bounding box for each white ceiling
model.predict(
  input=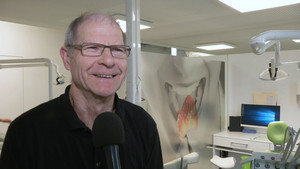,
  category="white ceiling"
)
[1,0,299,55]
